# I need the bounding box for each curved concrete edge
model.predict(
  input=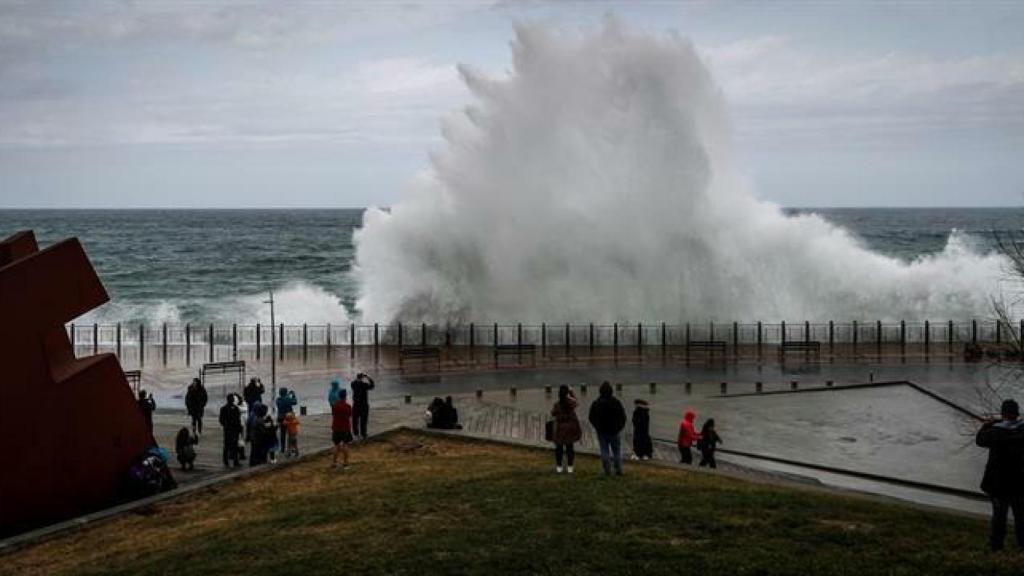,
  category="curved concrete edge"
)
[0,425,407,556]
